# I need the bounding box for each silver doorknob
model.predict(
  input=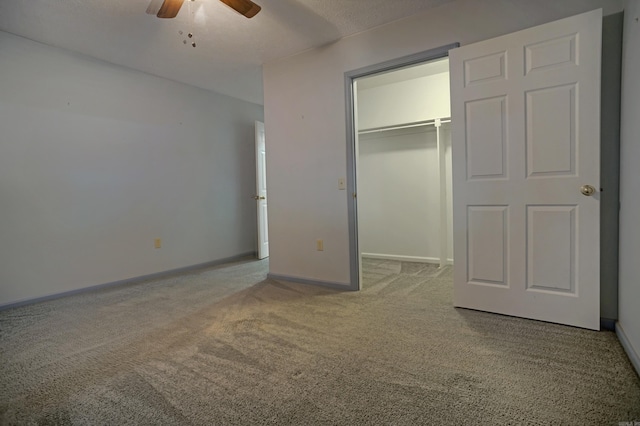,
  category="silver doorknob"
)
[580,185,596,196]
